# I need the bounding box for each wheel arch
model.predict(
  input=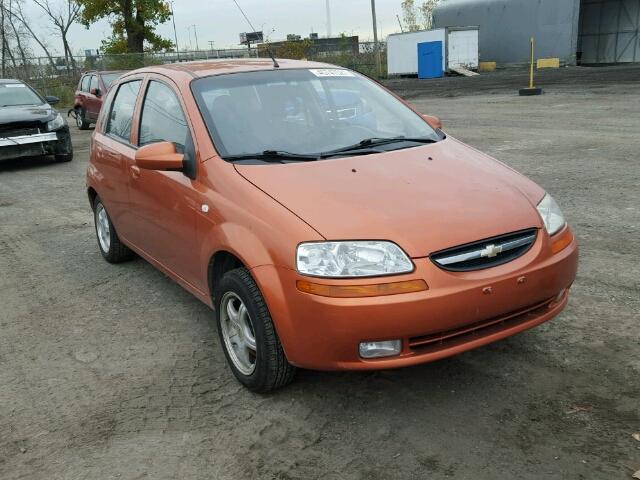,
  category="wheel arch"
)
[208,250,245,303]
[87,186,98,209]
